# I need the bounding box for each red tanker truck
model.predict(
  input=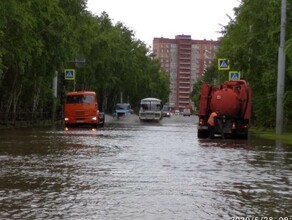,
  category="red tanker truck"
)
[197,80,252,139]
